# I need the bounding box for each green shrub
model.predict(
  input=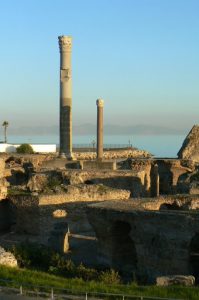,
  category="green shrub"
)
[47,177,62,189]
[99,269,121,284]
[16,143,34,154]
[76,263,98,281]
[11,242,120,283]
[11,243,53,270]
